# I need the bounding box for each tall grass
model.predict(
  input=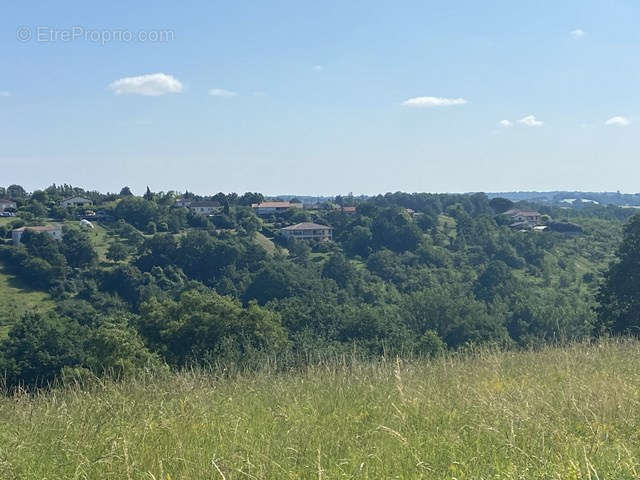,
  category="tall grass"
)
[2,339,640,479]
